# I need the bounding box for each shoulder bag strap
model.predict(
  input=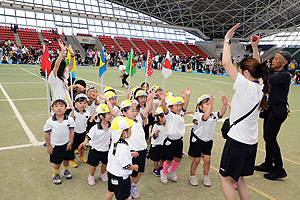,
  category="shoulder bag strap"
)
[230,101,260,128]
